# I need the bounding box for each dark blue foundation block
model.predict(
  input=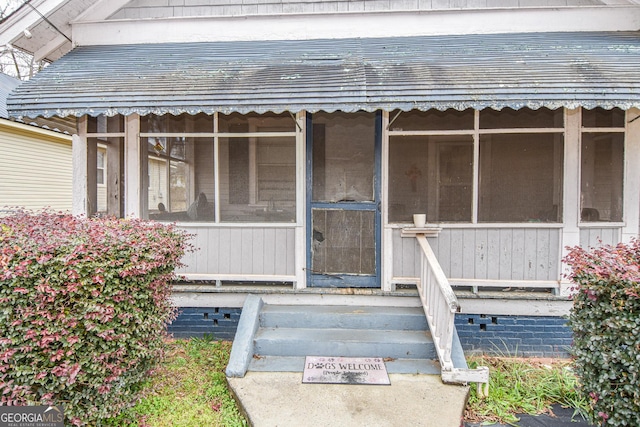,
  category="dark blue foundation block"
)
[455,314,572,357]
[168,307,573,357]
[168,307,242,340]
